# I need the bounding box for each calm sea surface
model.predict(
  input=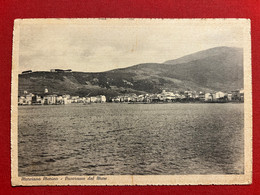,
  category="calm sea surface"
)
[18,103,244,176]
